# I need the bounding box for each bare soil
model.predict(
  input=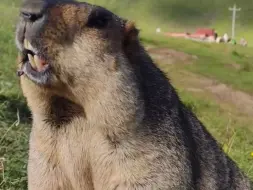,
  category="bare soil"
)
[147,47,253,116]
[147,47,198,65]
